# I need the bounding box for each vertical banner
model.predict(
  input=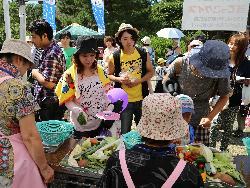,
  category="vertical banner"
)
[43,0,56,32]
[91,0,105,35]
[182,0,249,31]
